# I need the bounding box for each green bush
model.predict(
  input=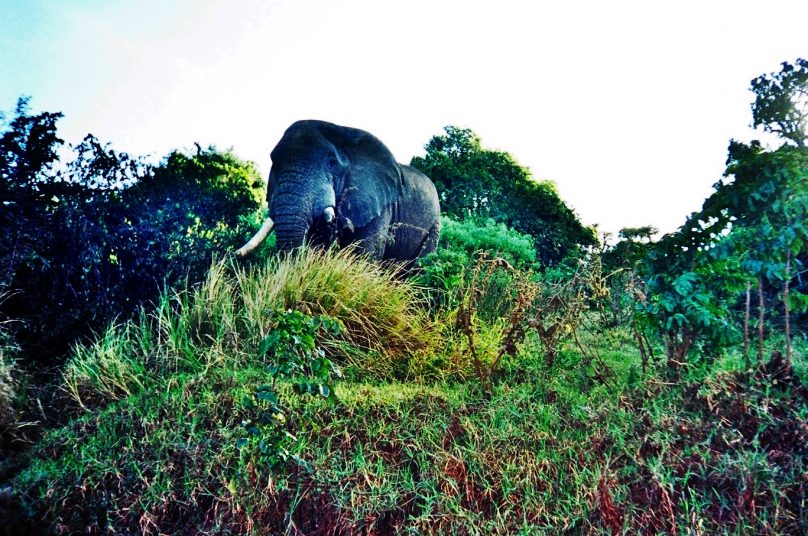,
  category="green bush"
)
[411,126,597,265]
[416,217,537,317]
[439,216,537,268]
